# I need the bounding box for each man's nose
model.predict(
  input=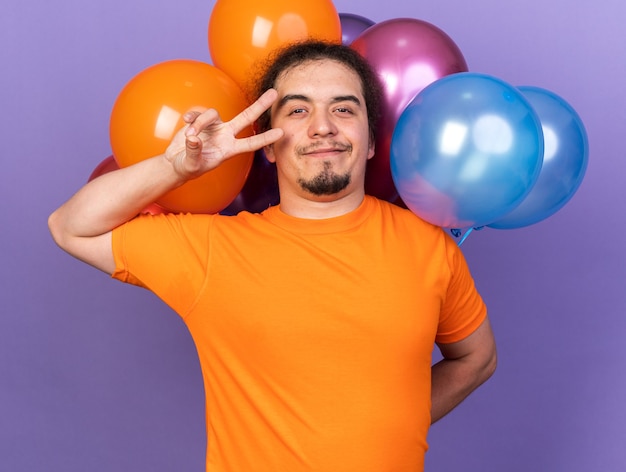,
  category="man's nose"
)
[309,111,338,137]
